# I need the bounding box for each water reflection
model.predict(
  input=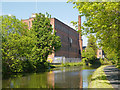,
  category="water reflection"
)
[82,69,96,88]
[2,66,96,88]
[47,71,55,88]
